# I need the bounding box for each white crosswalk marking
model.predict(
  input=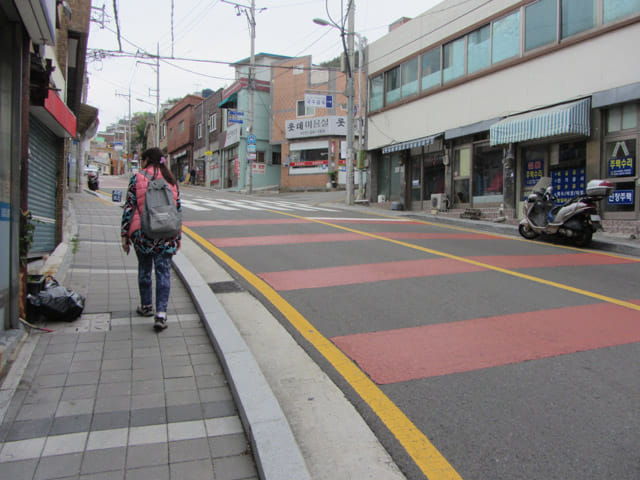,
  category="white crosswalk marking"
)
[196,199,239,210]
[180,199,209,211]
[180,196,338,212]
